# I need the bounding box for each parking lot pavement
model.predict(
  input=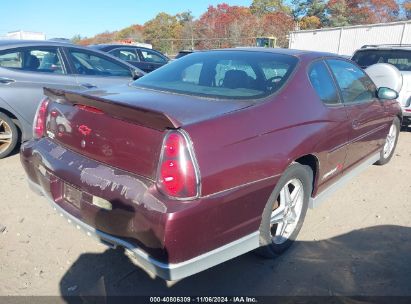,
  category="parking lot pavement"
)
[1,132,410,297]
